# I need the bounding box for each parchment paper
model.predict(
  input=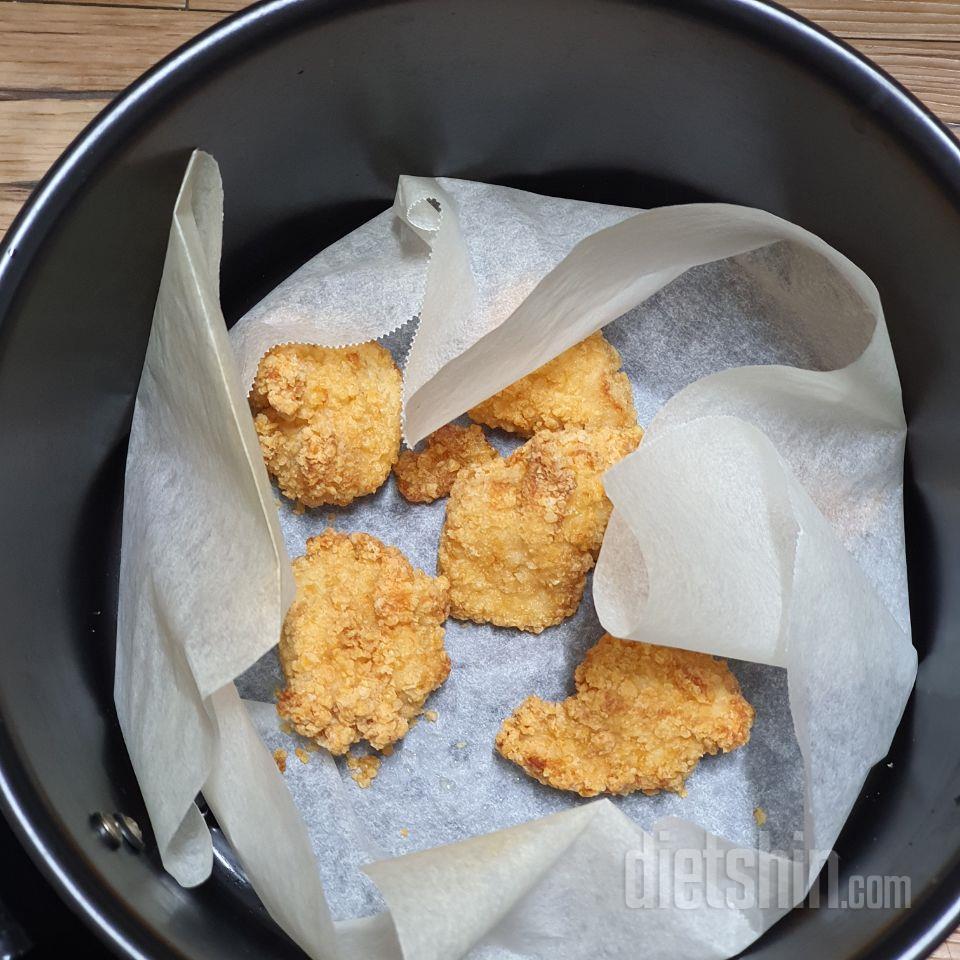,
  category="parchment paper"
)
[117,152,916,960]
[115,153,336,959]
